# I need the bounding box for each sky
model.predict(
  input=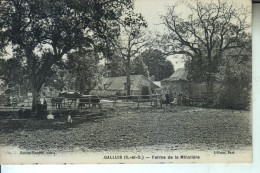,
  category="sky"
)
[134,0,251,31]
[134,0,252,70]
[134,0,173,31]
[134,0,185,70]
